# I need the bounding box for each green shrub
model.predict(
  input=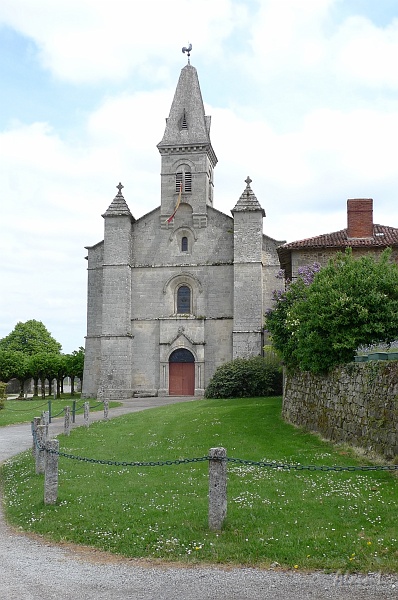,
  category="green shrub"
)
[205,356,283,399]
[0,382,6,410]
